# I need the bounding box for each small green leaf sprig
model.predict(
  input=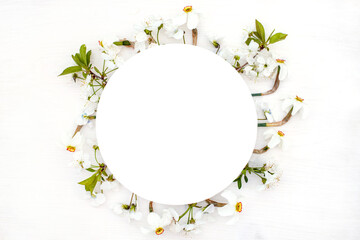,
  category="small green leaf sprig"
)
[234,163,274,189]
